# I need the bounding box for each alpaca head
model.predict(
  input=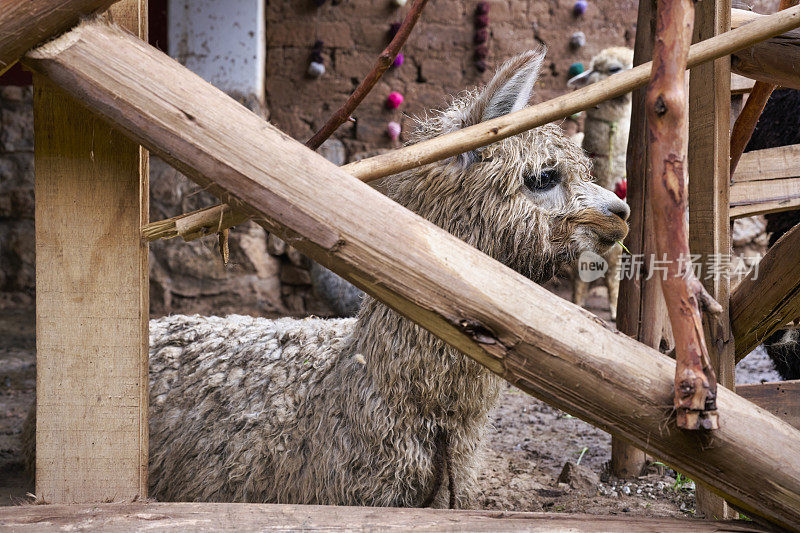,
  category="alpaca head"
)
[384,49,629,284]
[567,46,634,89]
